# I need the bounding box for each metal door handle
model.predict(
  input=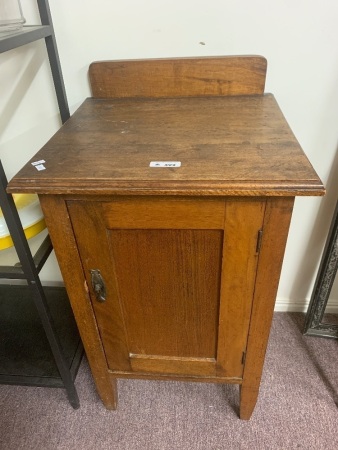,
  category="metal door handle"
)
[90,269,106,302]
